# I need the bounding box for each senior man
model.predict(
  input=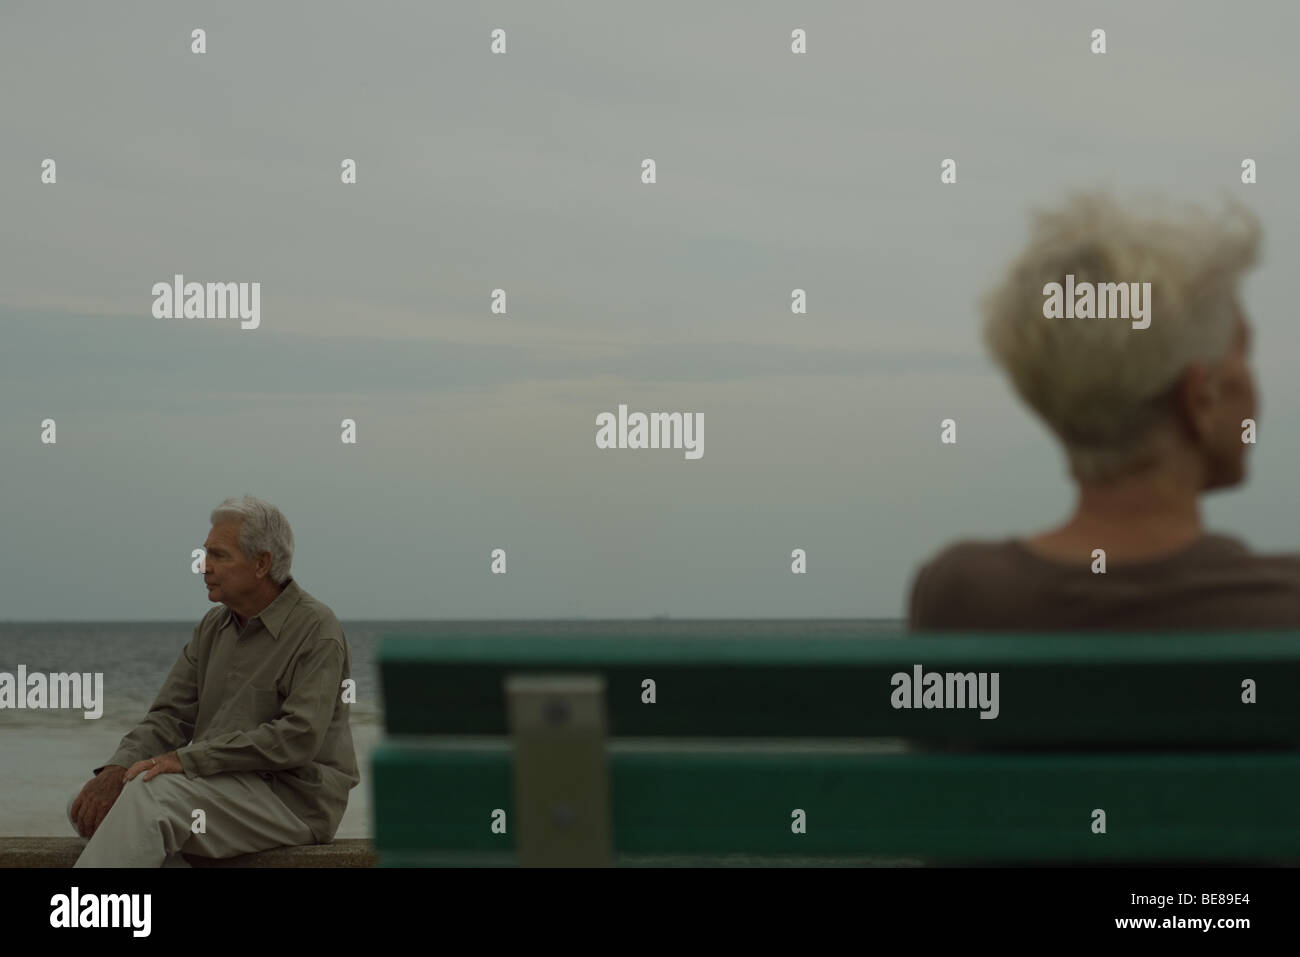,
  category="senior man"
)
[68,496,359,867]
[909,191,1300,630]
